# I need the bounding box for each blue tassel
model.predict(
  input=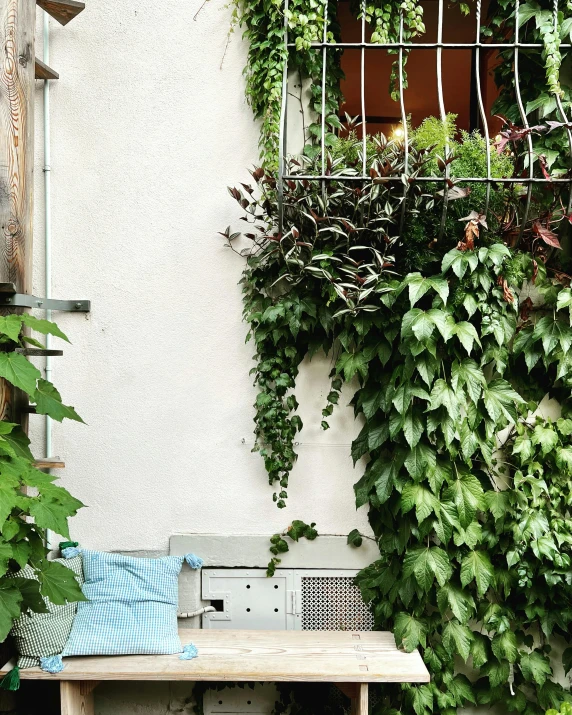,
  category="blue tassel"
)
[184,553,203,569]
[62,546,81,559]
[40,655,64,674]
[179,643,198,660]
